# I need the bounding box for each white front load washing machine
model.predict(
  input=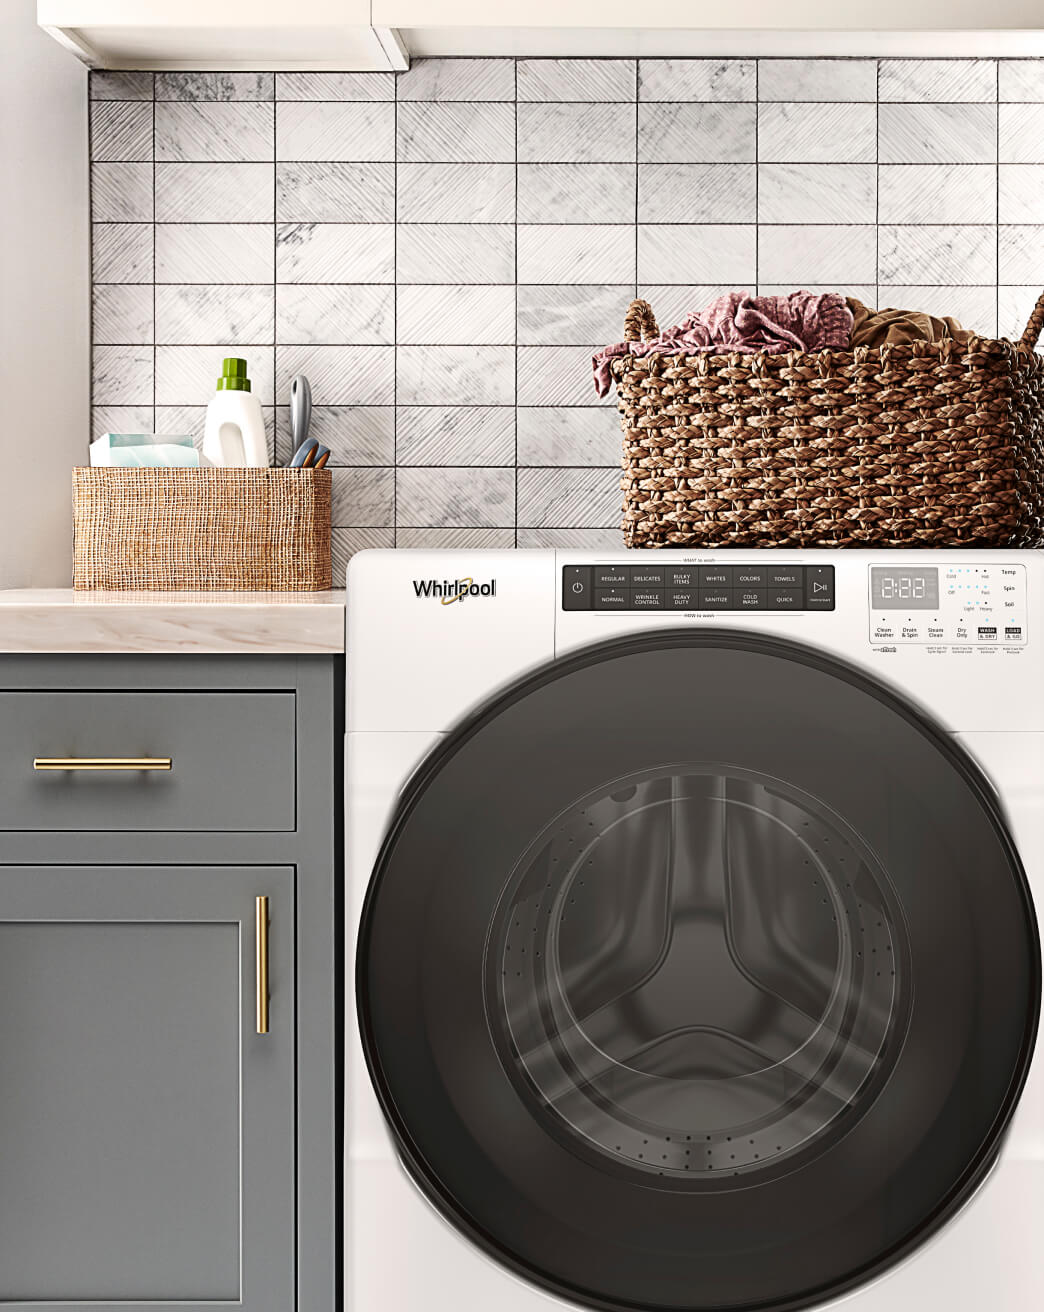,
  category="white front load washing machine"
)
[346,548,1042,1312]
